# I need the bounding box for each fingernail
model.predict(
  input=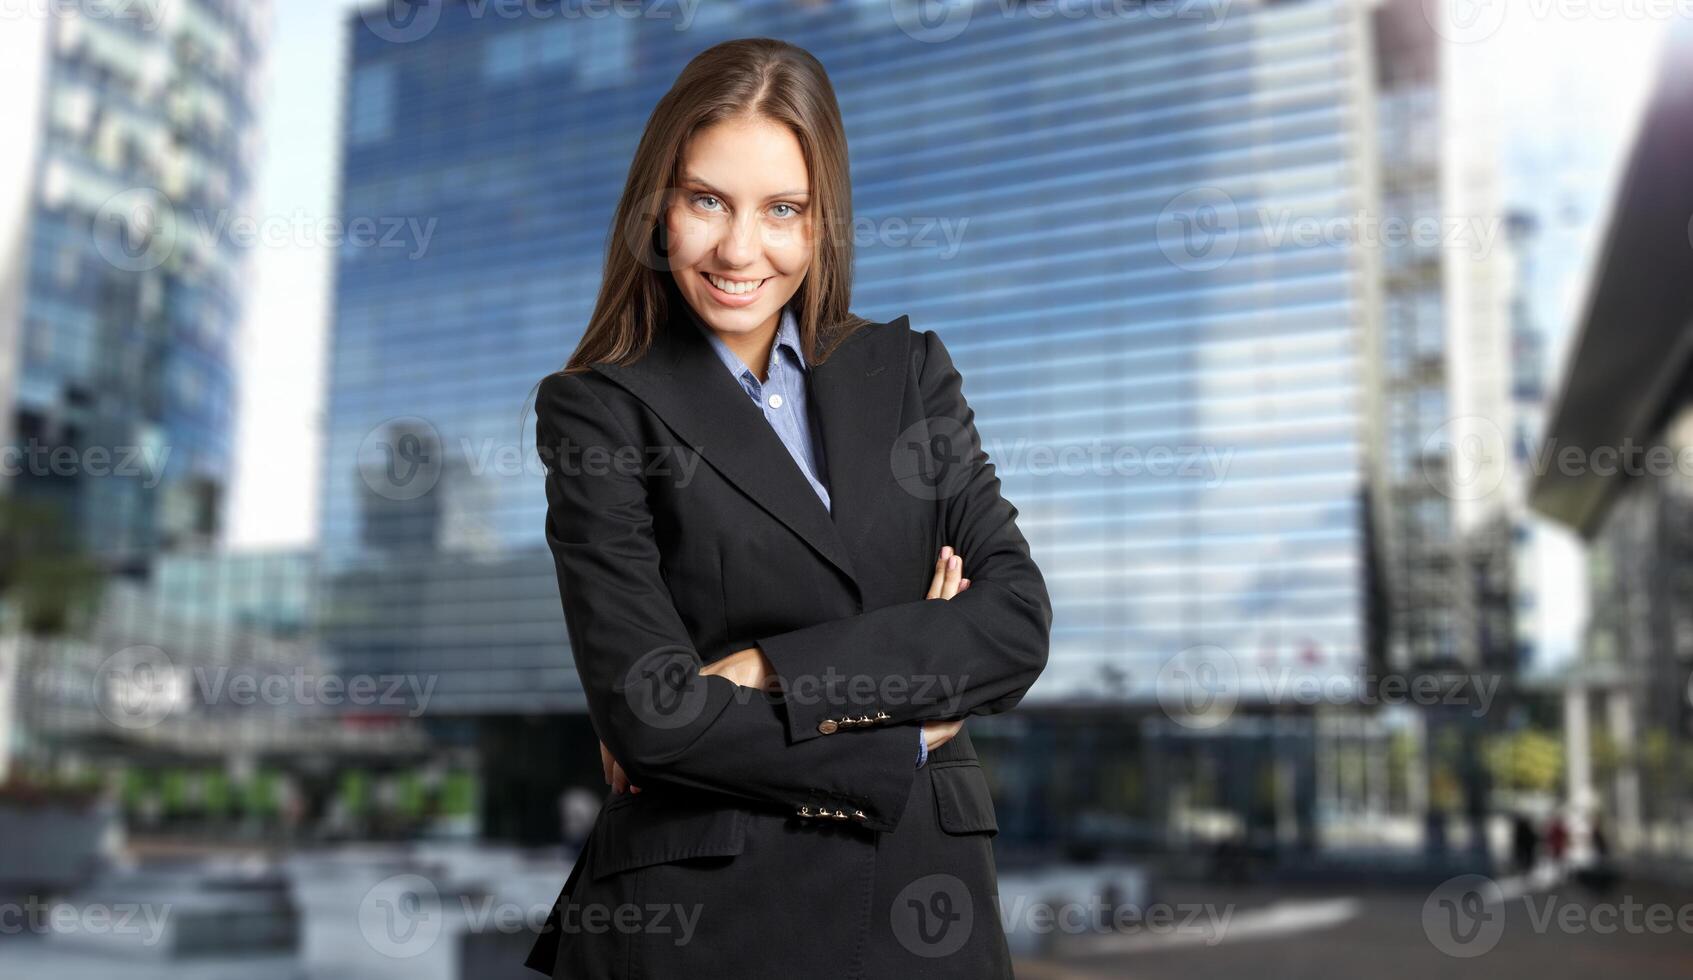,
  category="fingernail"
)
[941,546,952,560]
[950,555,960,568]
